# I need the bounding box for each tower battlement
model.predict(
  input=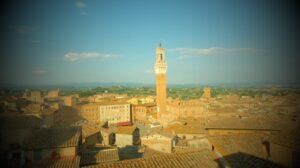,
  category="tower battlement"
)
[154,44,167,74]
